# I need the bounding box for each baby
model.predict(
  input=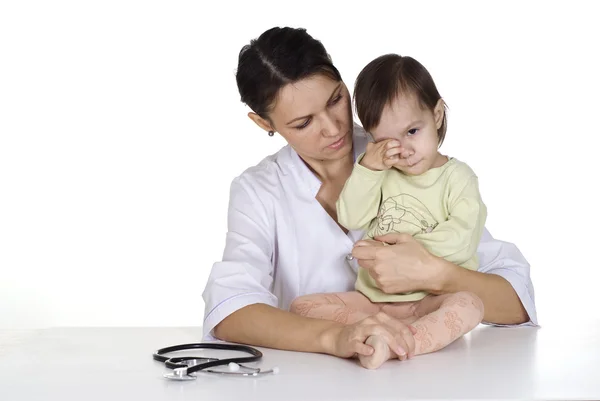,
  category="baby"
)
[290,53,486,369]
[338,53,487,303]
